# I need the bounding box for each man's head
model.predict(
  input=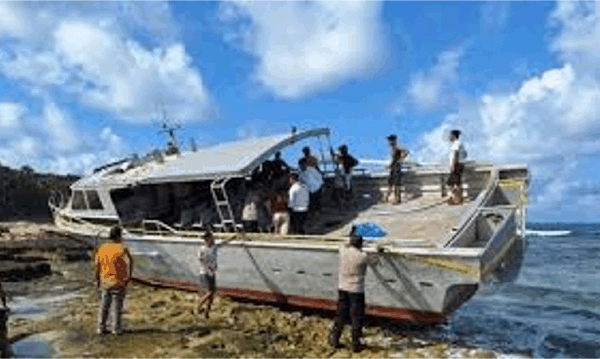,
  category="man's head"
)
[289,172,300,185]
[110,226,122,242]
[275,151,282,160]
[450,130,461,142]
[349,225,363,249]
[302,147,310,156]
[387,134,397,146]
[339,145,348,154]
